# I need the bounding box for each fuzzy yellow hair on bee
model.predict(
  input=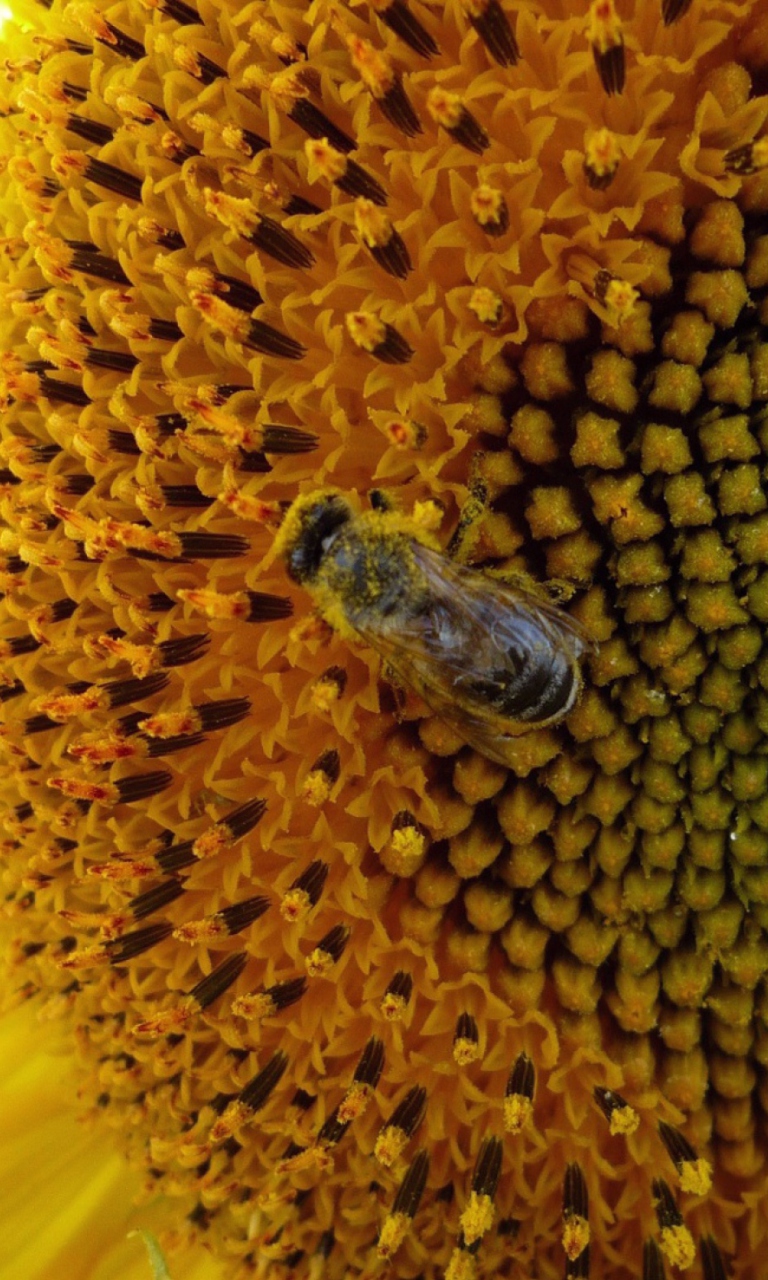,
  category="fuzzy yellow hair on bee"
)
[276,490,593,767]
